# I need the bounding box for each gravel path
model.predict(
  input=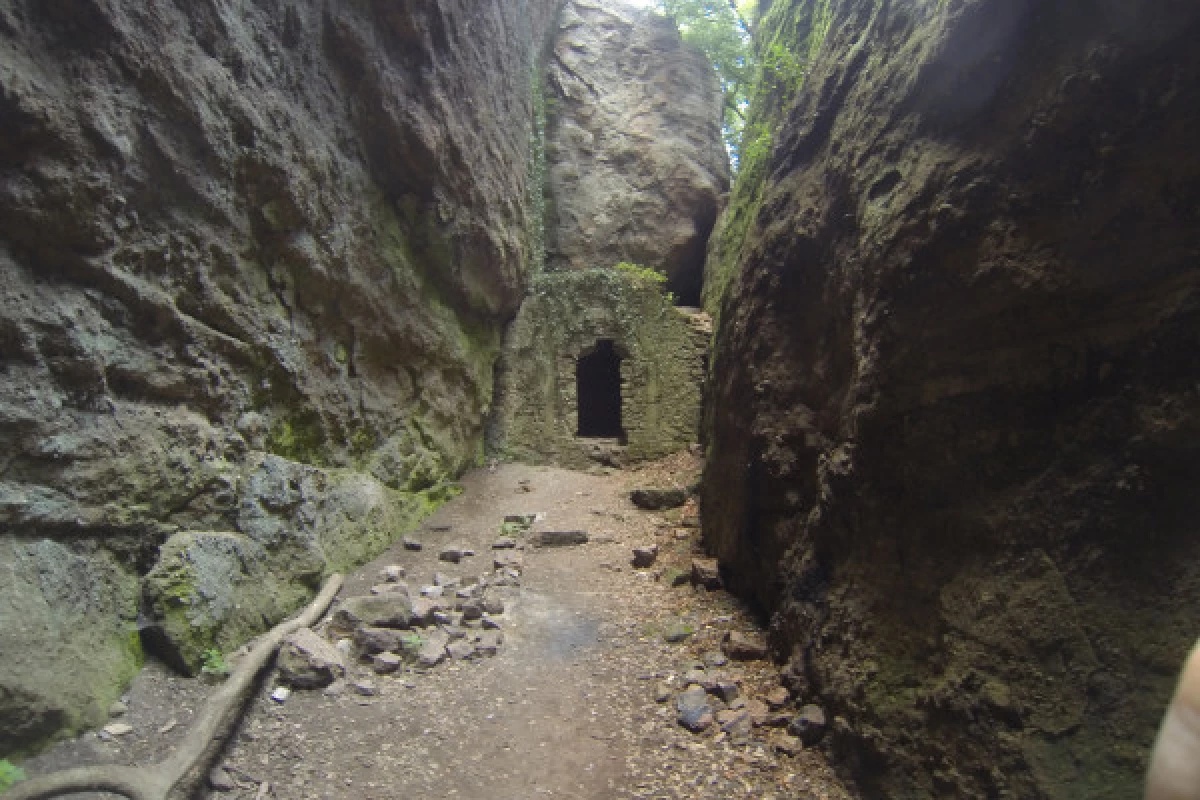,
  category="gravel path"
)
[21,456,853,799]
